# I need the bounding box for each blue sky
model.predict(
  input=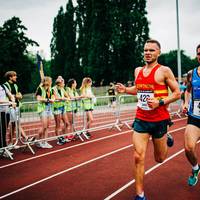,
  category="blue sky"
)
[0,0,199,59]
